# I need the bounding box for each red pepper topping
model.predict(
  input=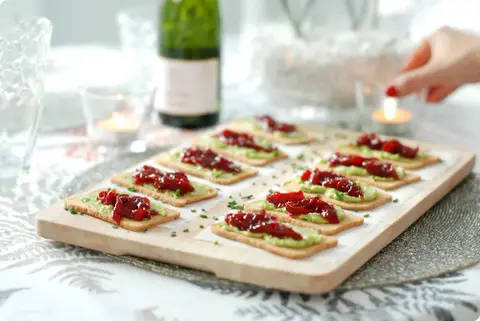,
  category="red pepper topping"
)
[133,165,195,195]
[254,115,297,133]
[267,191,339,224]
[215,129,277,153]
[266,191,305,208]
[300,169,364,198]
[96,189,158,225]
[356,132,419,159]
[328,152,399,179]
[224,210,303,240]
[181,147,241,173]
